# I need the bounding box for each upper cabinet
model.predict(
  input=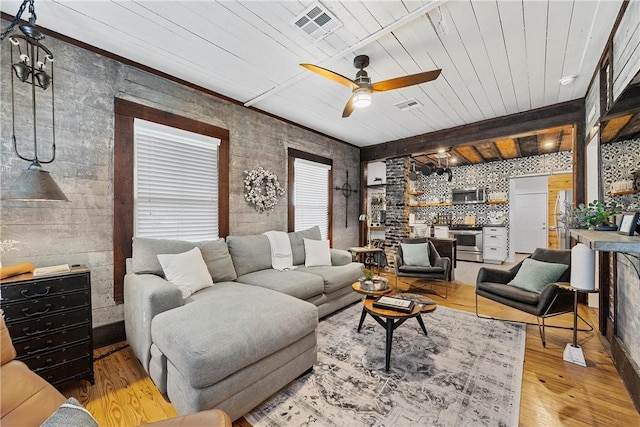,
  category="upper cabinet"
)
[613,0,640,102]
[367,161,386,186]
